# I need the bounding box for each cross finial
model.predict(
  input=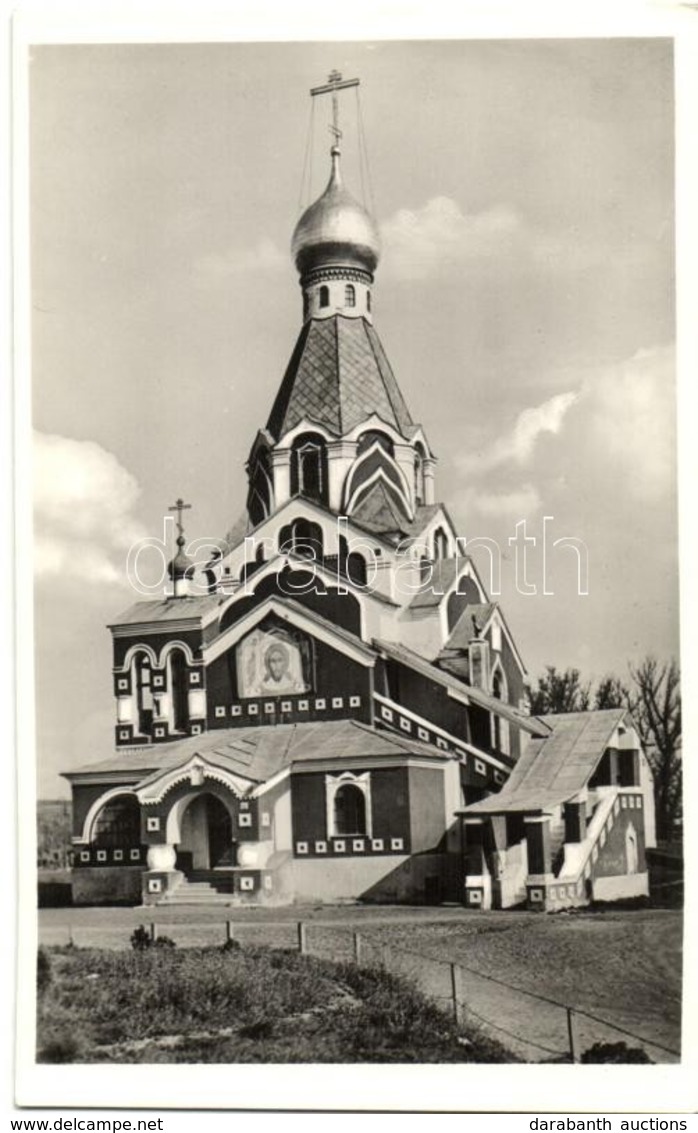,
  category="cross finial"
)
[310,70,360,150]
[168,497,192,545]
